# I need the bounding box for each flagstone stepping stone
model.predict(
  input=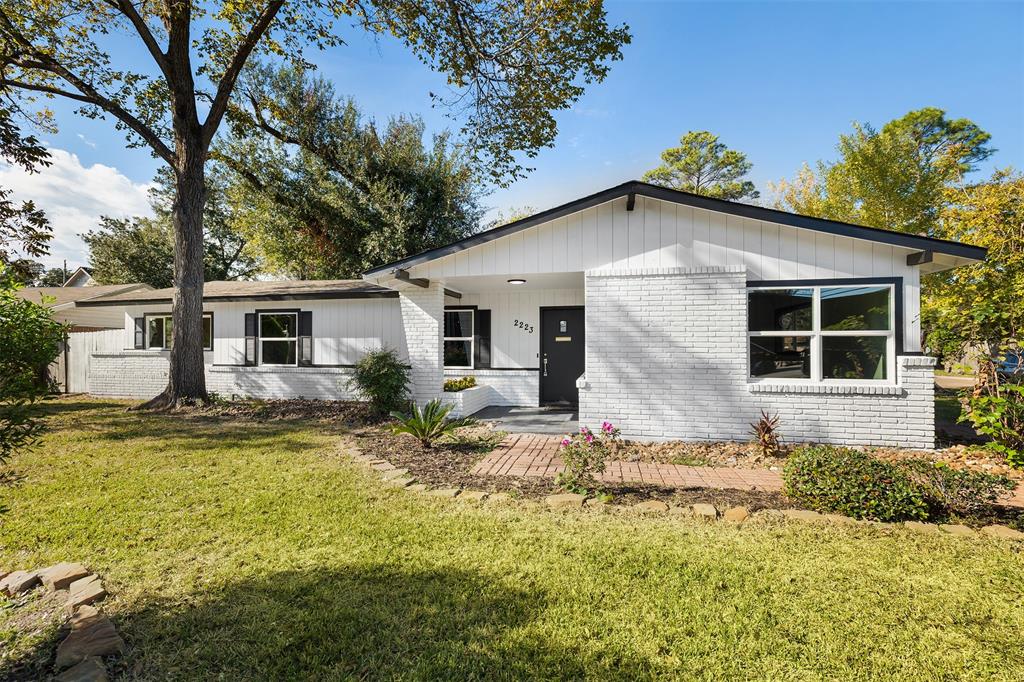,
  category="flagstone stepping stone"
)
[55,656,108,682]
[485,492,511,503]
[426,488,461,498]
[1,569,40,596]
[384,477,415,488]
[824,513,859,525]
[583,496,608,508]
[691,503,719,520]
[55,614,124,670]
[459,491,488,502]
[634,500,669,513]
[64,575,107,614]
[939,524,976,537]
[545,493,585,508]
[41,563,91,592]
[903,521,941,534]
[380,468,410,480]
[981,524,1024,540]
[781,509,825,523]
[371,462,398,472]
[723,506,750,523]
